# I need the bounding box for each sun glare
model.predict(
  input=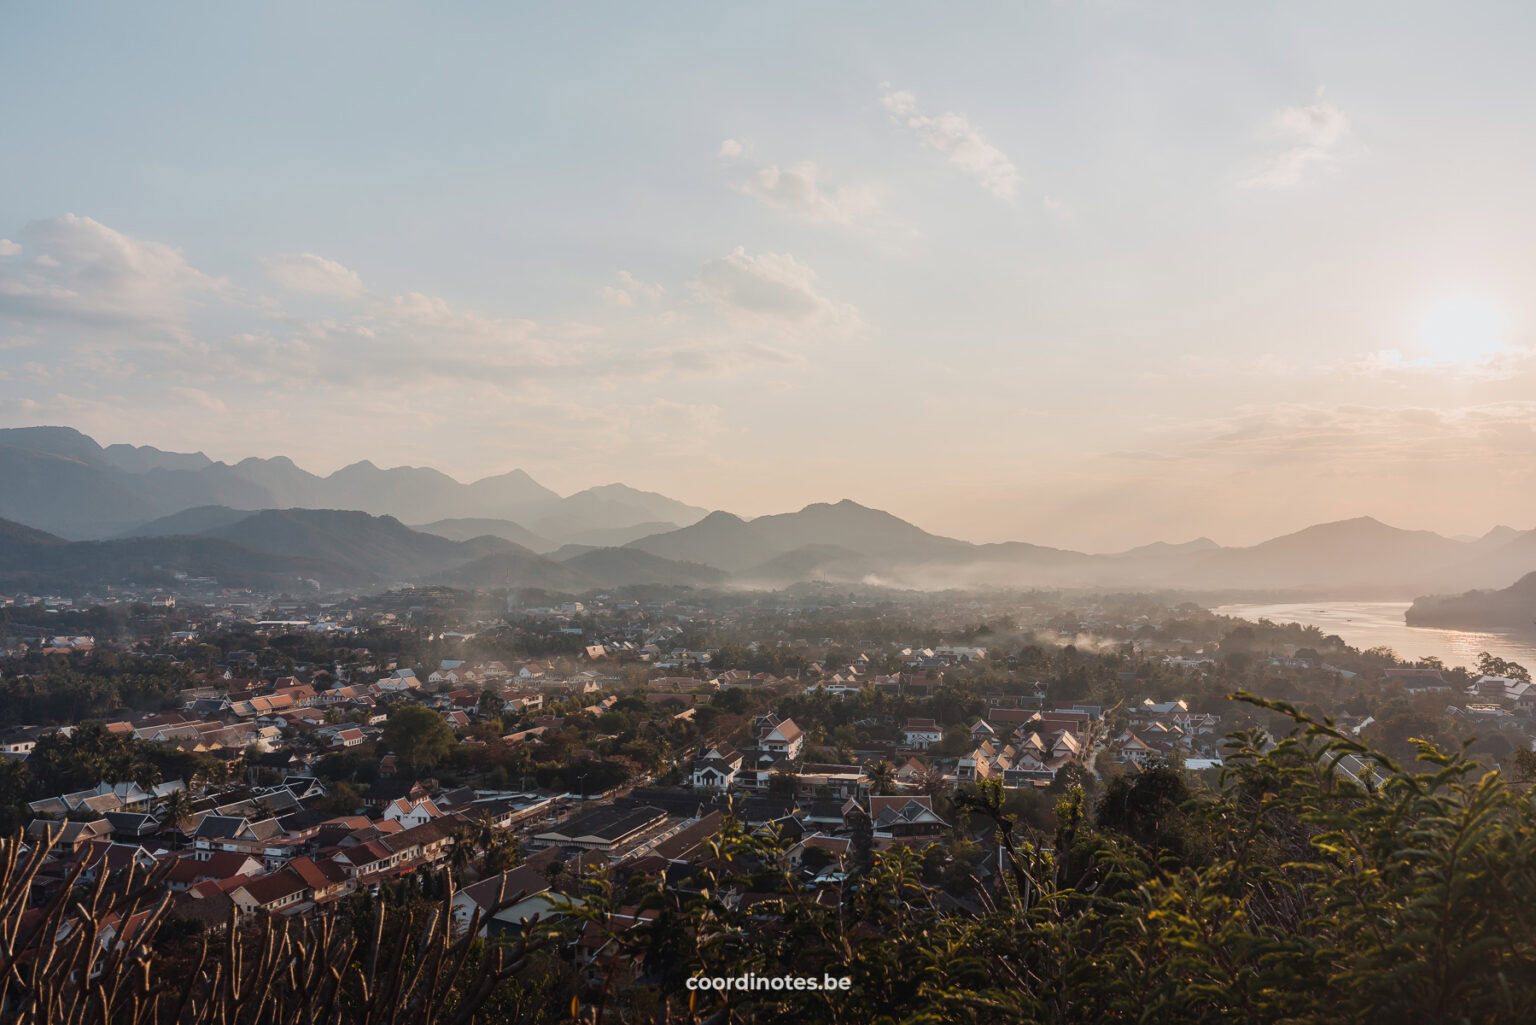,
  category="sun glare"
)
[1418,295,1509,362]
